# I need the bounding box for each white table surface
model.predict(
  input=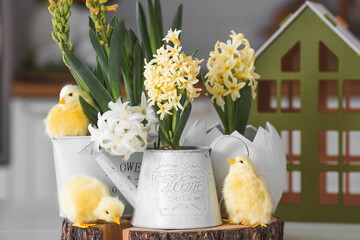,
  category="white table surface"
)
[0,199,62,240]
